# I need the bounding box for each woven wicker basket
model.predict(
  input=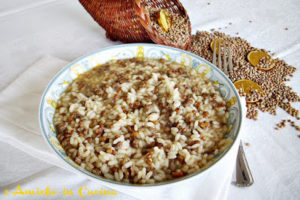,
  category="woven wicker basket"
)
[79,0,192,50]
